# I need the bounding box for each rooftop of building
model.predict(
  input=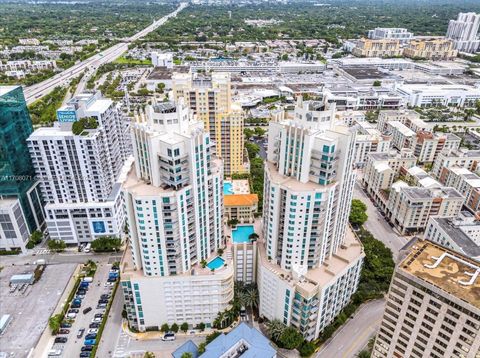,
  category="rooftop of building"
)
[342,67,392,80]
[430,215,480,258]
[399,185,464,200]
[400,240,480,309]
[224,194,259,207]
[200,322,276,358]
[387,121,415,136]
